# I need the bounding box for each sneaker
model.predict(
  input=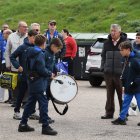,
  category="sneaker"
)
[42,125,57,135]
[29,112,40,120]
[111,118,126,125]
[13,112,22,120]
[18,124,35,132]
